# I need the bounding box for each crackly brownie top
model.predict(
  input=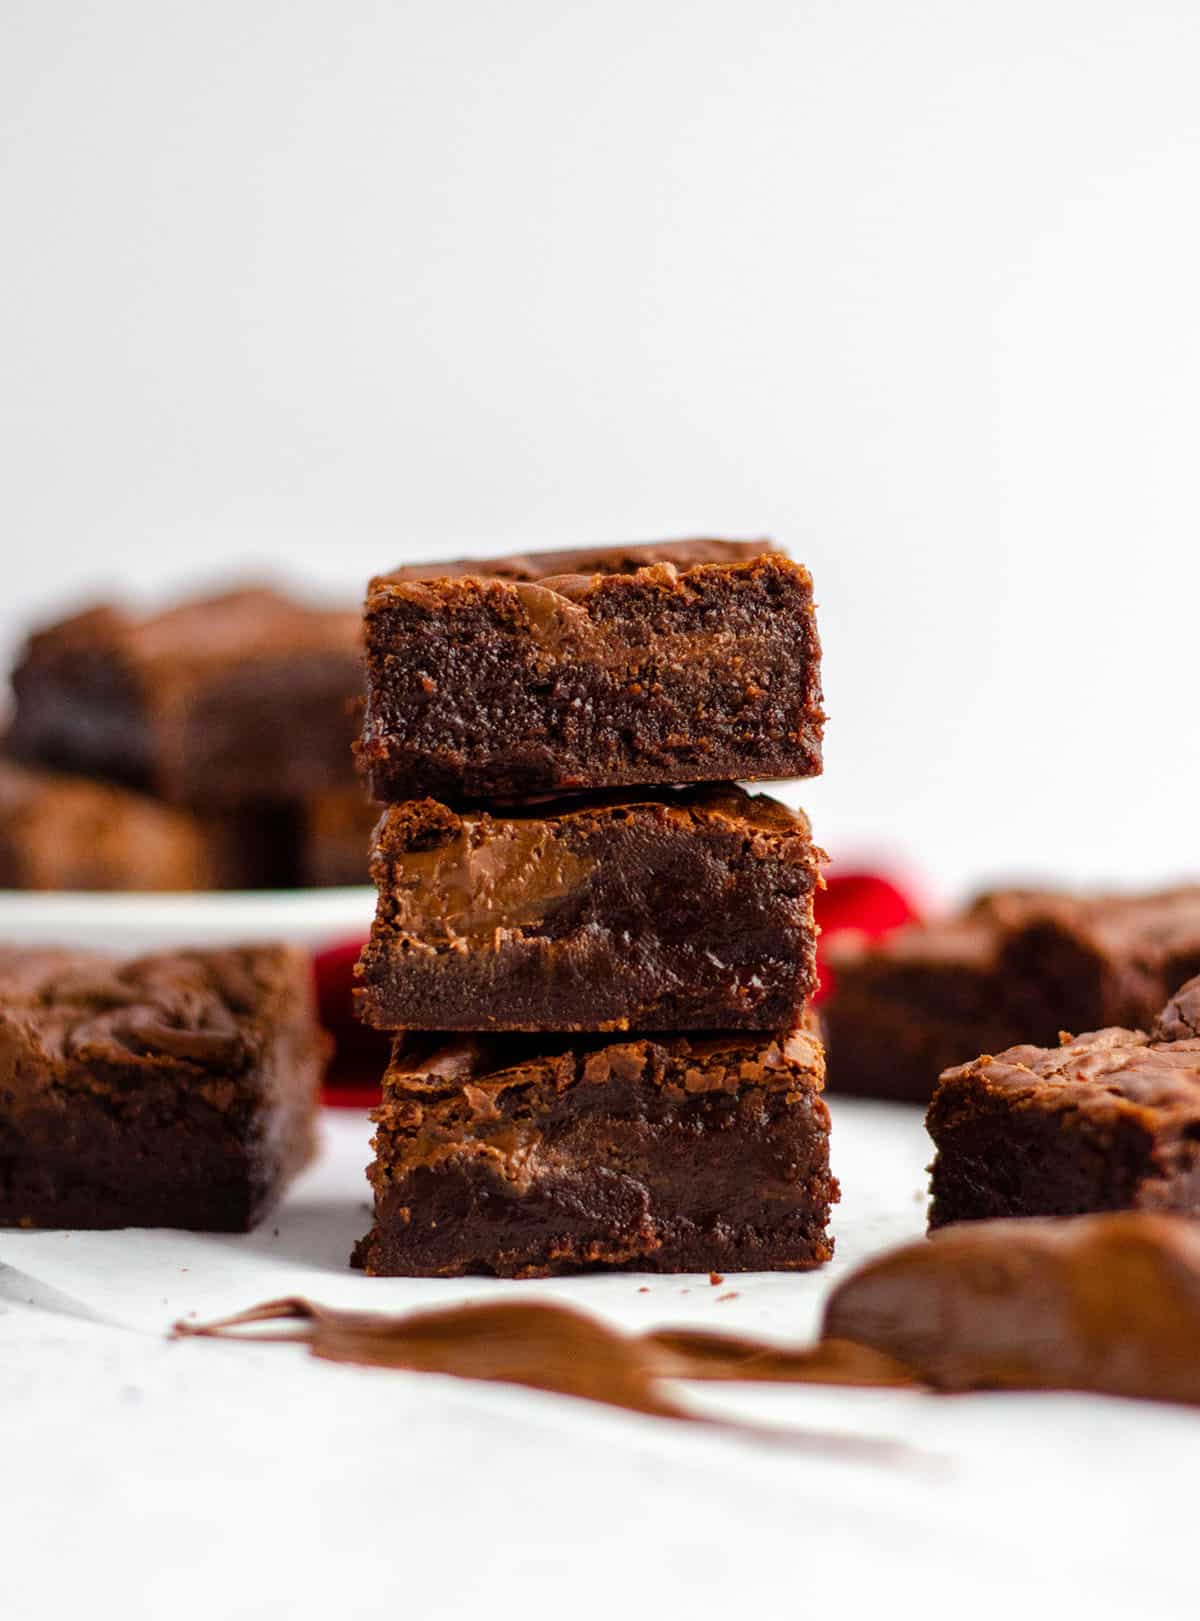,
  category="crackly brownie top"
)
[0,944,306,1076]
[382,1023,824,1108]
[368,543,809,619]
[937,972,1200,1127]
[375,537,776,588]
[831,885,1200,973]
[19,586,361,676]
